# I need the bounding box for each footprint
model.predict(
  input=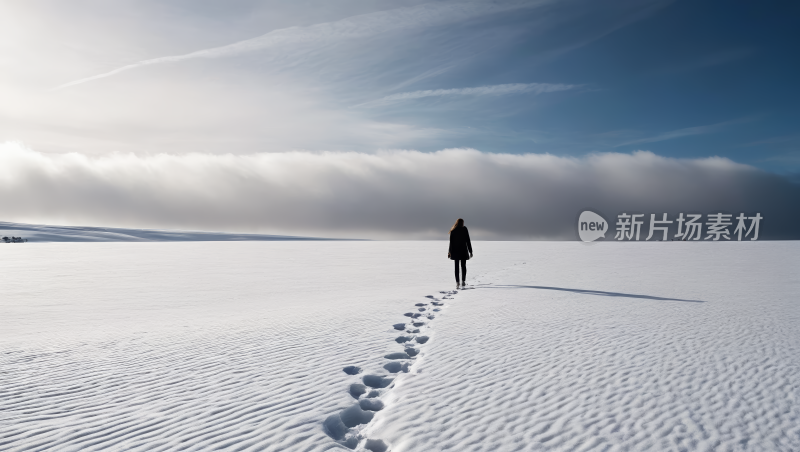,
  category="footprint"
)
[363,375,394,389]
[364,439,389,452]
[340,404,374,427]
[433,308,441,312]
[404,347,419,357]
[395,336,412,344]
[392,323,406,331]
[411,313,422,318]
[359,398,385,411]
[343,366,361,375]
[415,336,429,344]
[412,322,424,327]
[365,389,381,398]
[322,416,361,449]
[418,308,426,312]
[323,414,349,441]
[383,362,410,373]
[415,303,427,306]
[431,302,443,306]
[349,383,367,399]
[406,328,420,334]
[427,315,435,320]
[403,313,414,317]
[341,437,359,449]
[384,352,411,360]
[426,295,435,298]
